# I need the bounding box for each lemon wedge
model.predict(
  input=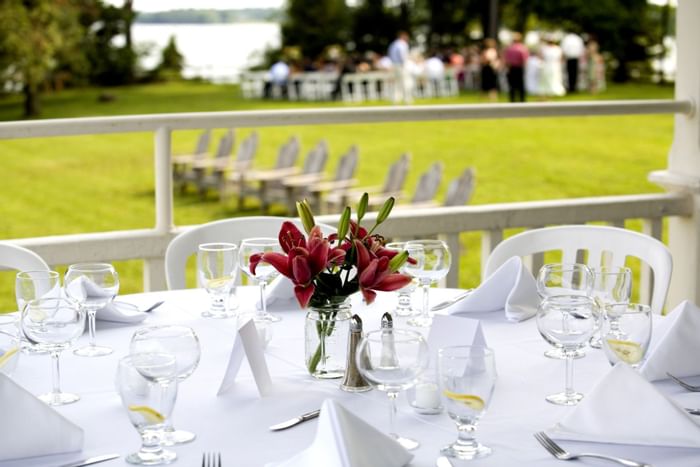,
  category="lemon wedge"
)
[443,390,485,411]
[128,405,165,424]
[0,347,19,369]
[207,277,231,289]
[606,339,643,364]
